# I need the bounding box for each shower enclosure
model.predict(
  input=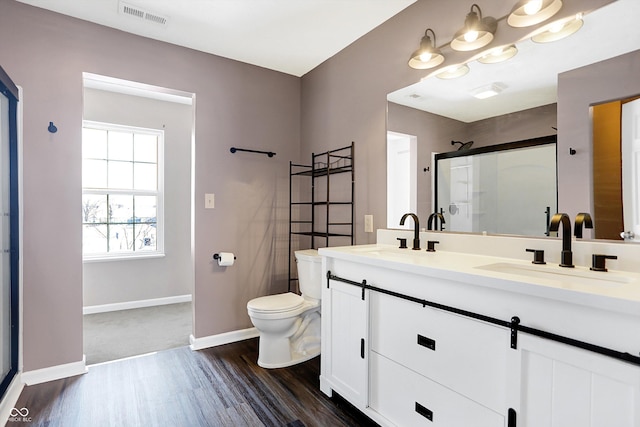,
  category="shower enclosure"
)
[0,65,19,400]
